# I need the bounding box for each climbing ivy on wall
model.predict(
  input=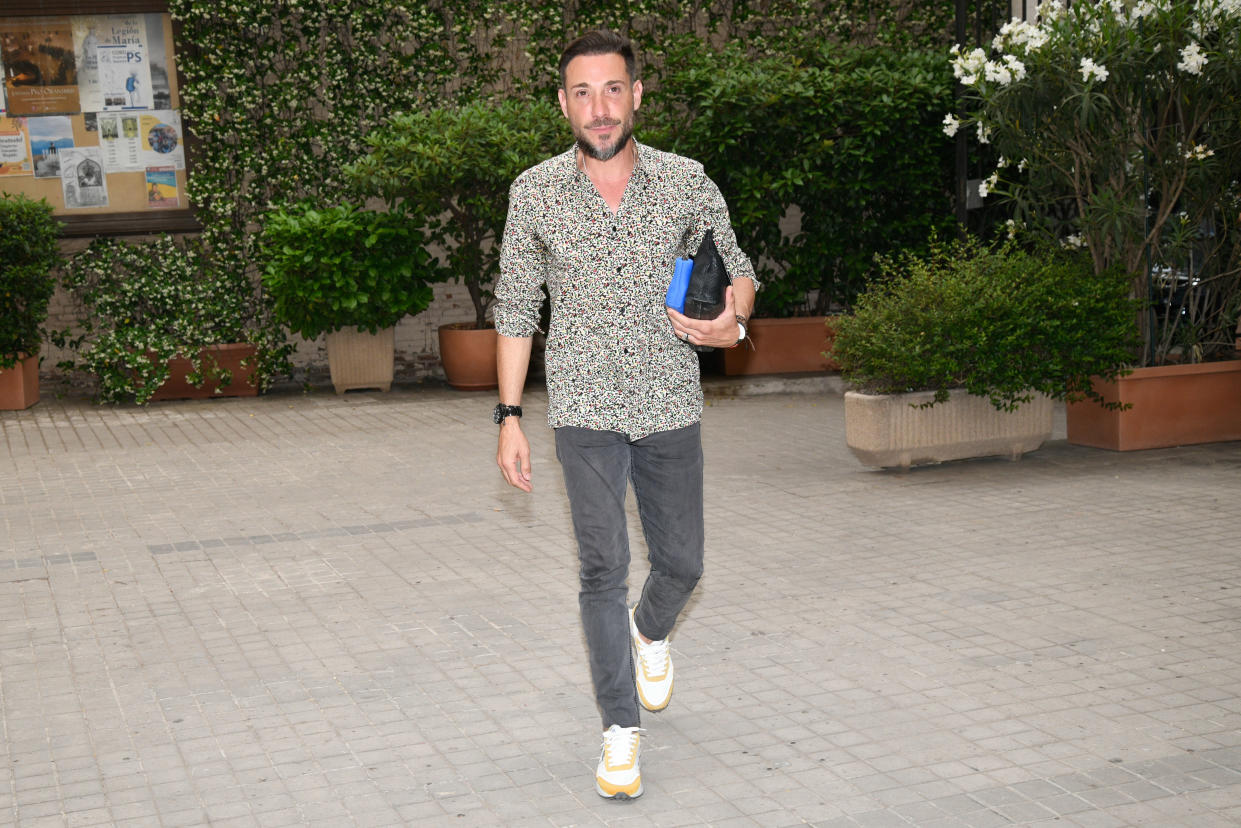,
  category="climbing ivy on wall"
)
[168,0,958,293]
